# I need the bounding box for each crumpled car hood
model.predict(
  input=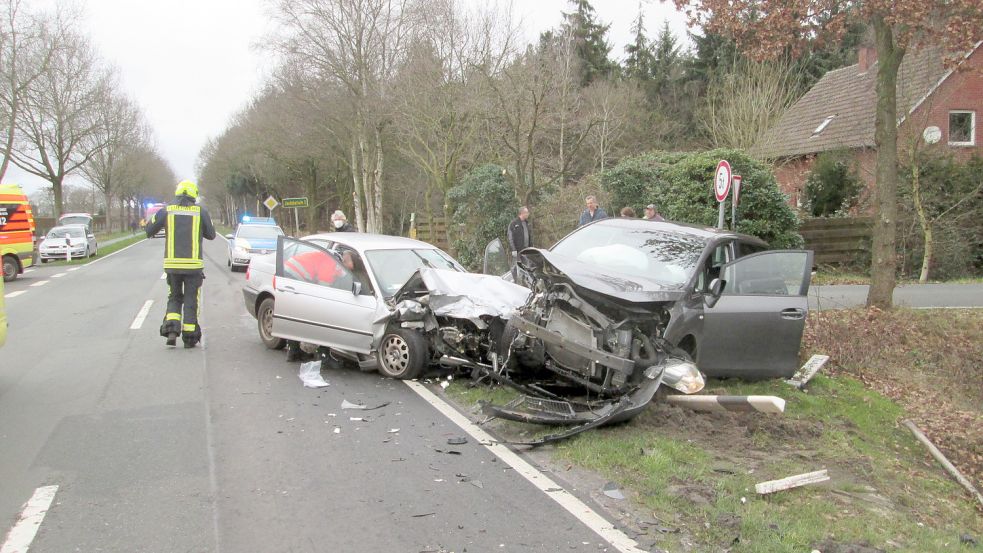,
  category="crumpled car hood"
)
[394,267,531,320]
[522,248,688,303]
